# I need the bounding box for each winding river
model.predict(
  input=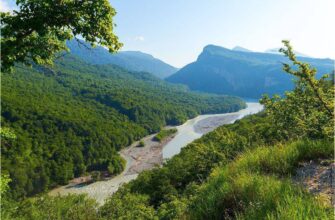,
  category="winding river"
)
[49,102,263,204]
